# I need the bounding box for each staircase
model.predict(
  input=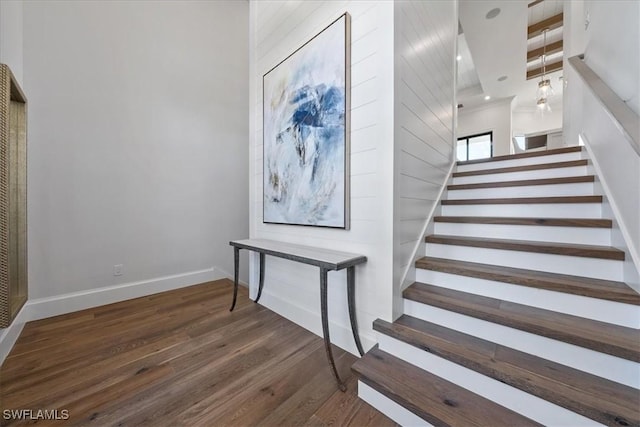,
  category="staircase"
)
[353,146,640,426]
